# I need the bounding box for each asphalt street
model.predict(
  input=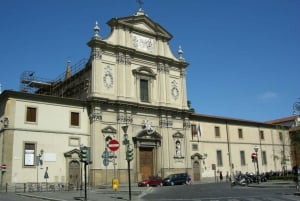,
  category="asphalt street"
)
[0,180,299,201]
